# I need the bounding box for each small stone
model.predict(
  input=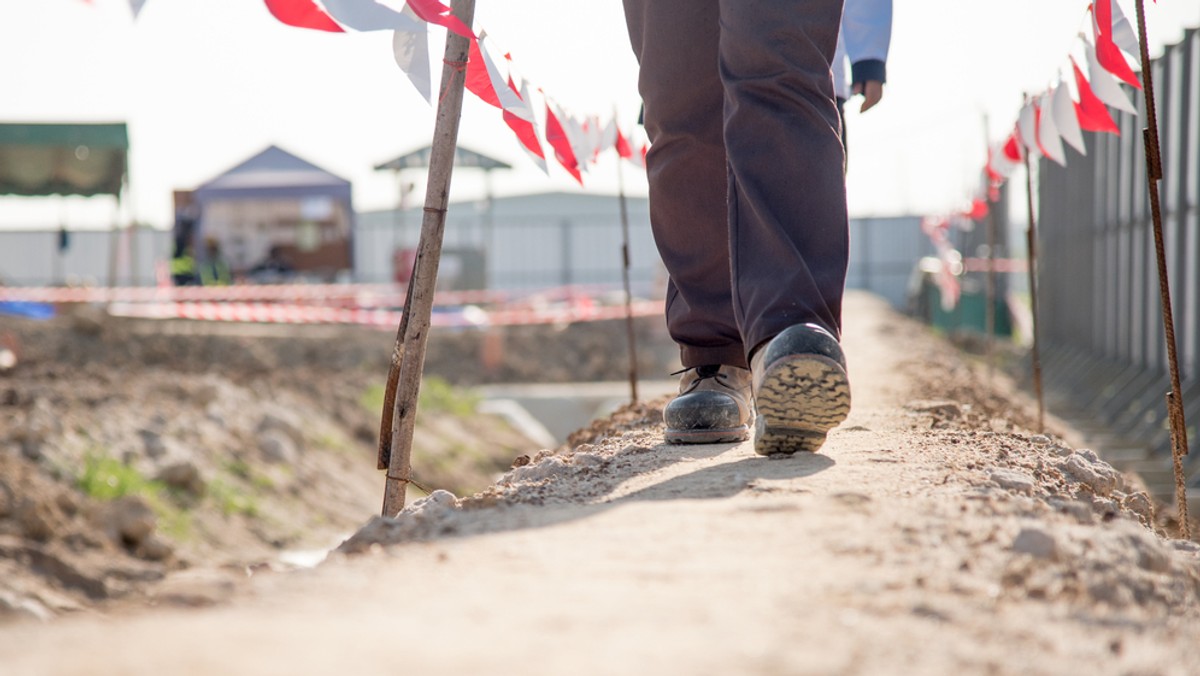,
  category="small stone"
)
[989,468,1037,495]
[139,429,168,459]
[1012,527,1059,561]
[1059,454,1119,496]
[258,429,298,465]
[156,461,206,497]
[1029,435,1051,446]
[16,499,58,542]
[1122,492,1154,525]
[0,479,14,518]
[136,535,174,562]
[104,496,157,547]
